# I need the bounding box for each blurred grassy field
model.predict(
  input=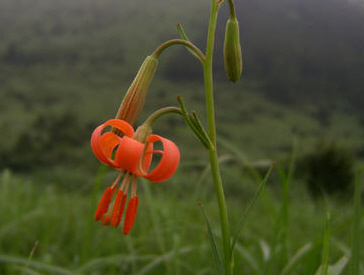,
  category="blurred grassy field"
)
[0,158,361,274]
